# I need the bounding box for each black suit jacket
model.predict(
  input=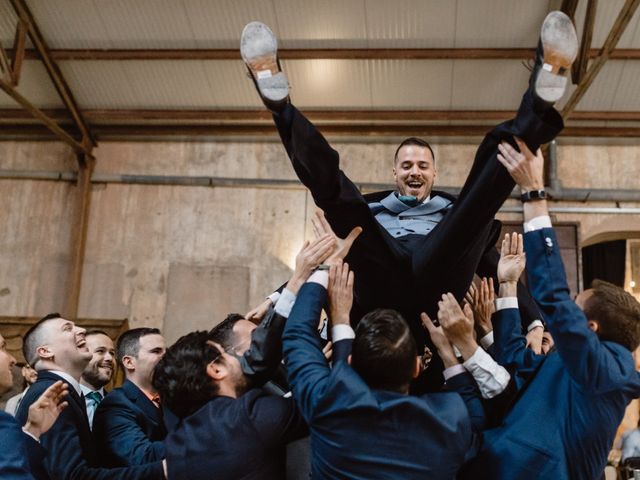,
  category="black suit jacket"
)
[15,371,163,480]
[94,380,166,467]
[165,389,307,480]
